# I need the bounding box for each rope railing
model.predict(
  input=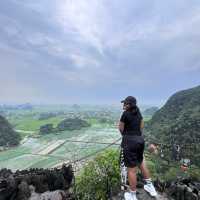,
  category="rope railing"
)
[19,138,122,170]
[66,138,121,165]
[10,136,198,172]
[4,136,197,199]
